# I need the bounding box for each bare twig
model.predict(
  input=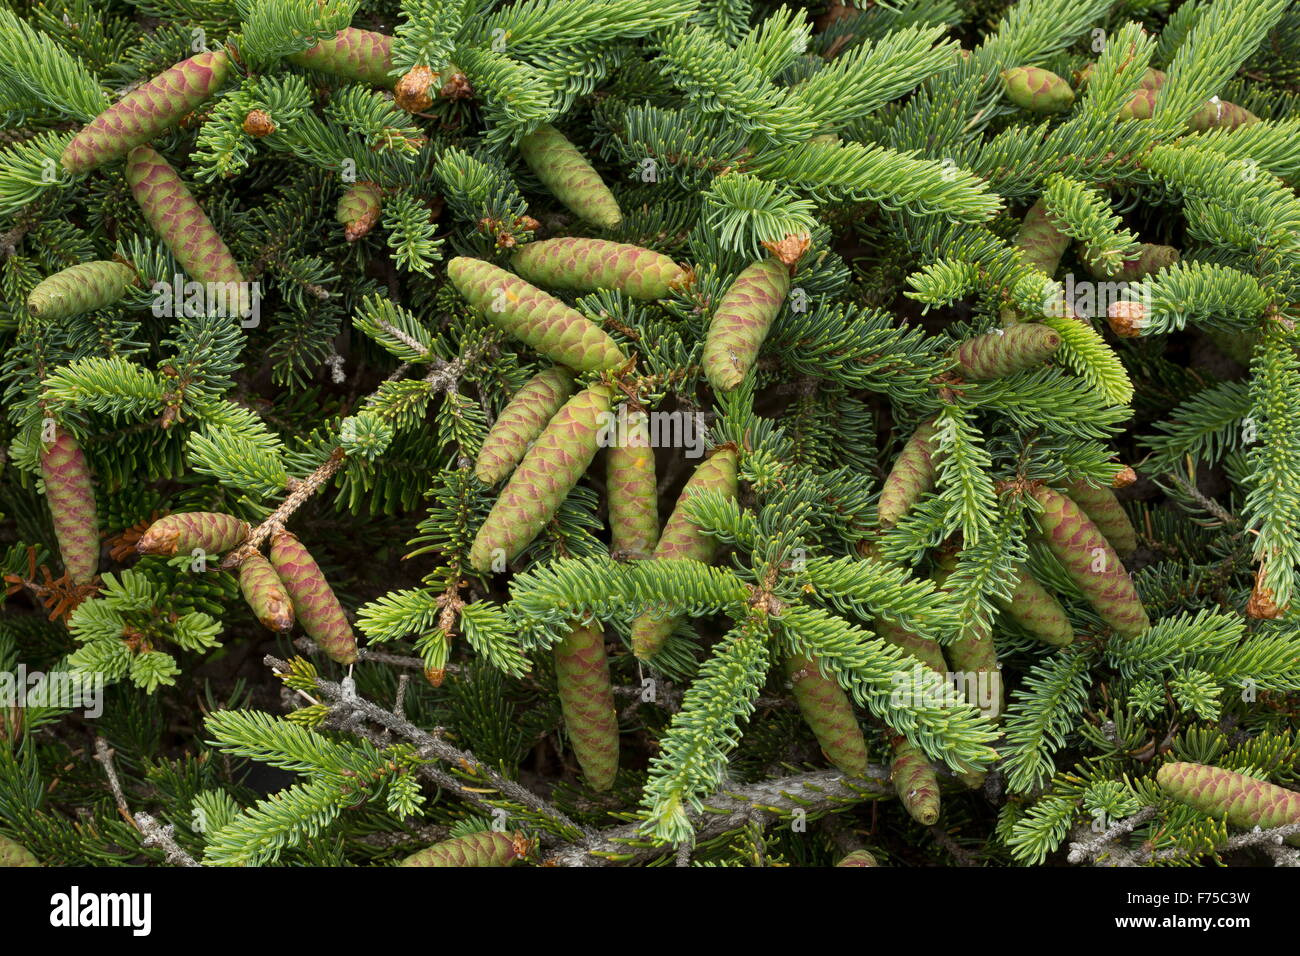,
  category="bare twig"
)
[94,738,201,866]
